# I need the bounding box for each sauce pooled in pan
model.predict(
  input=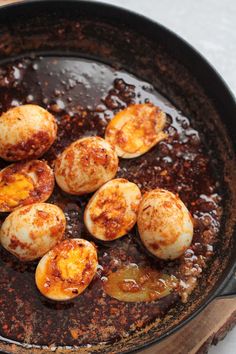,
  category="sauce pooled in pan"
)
[0,56,221,346]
